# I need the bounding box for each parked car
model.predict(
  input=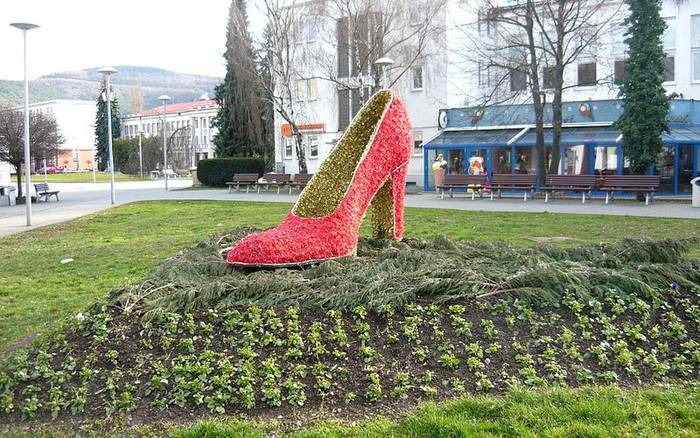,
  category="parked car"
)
[37,165,64,175]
